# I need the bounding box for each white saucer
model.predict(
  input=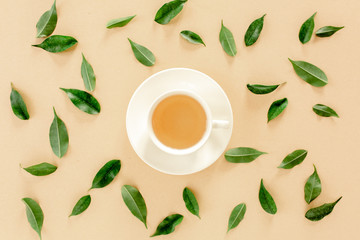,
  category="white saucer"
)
[126,68,233,175]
